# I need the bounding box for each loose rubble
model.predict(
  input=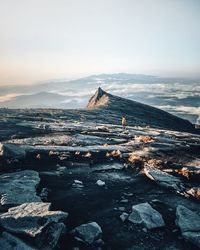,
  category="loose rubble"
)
[96,179,105,186]
[120,212,129,222]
